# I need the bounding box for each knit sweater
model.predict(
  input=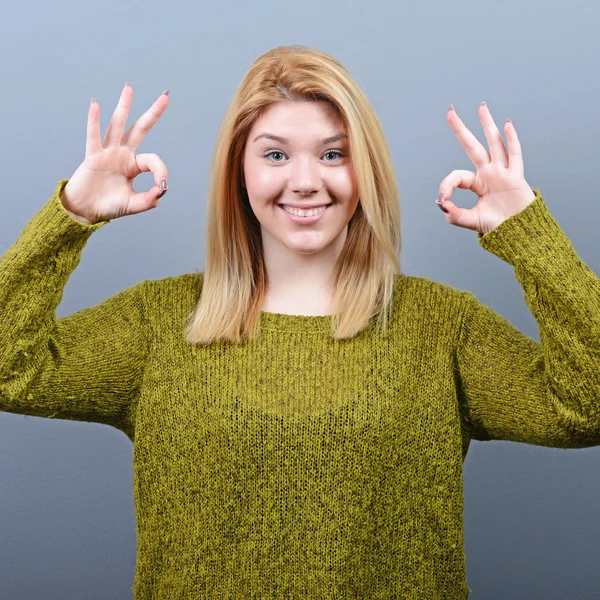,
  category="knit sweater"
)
[1,179,599,599]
